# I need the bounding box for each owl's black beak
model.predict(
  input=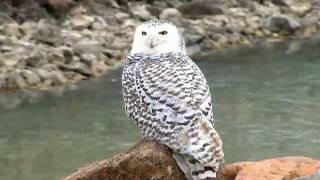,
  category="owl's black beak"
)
[148,37,159,49]
[150,39,156,48]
